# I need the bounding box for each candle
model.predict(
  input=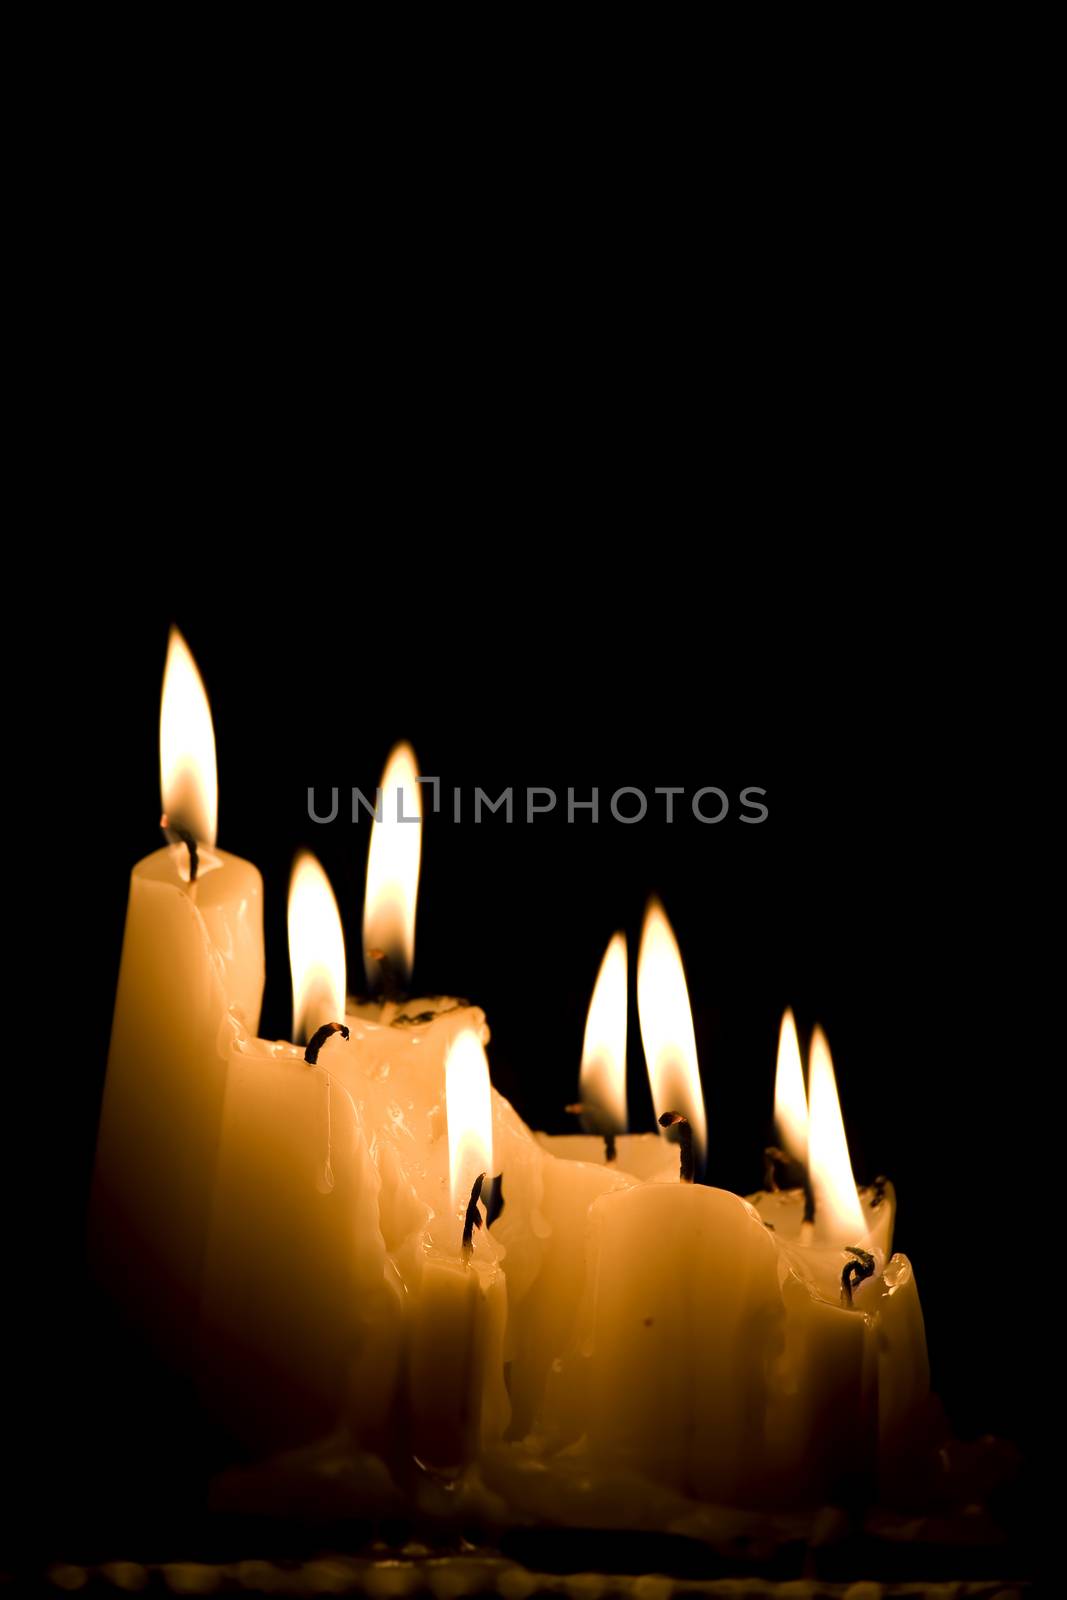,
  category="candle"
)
[750,1020,894,1285]
[90,629,265,1366]
[198,853,400,1453]
[854,1251,932,1502]
[535,932,676,1182]
[547,913,786,1504]
[516,929,679,1438]
[751,1018,928,1505]
[332,741,550,1330]
[401,1030,509,1475]
[580,1182,783,1503]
